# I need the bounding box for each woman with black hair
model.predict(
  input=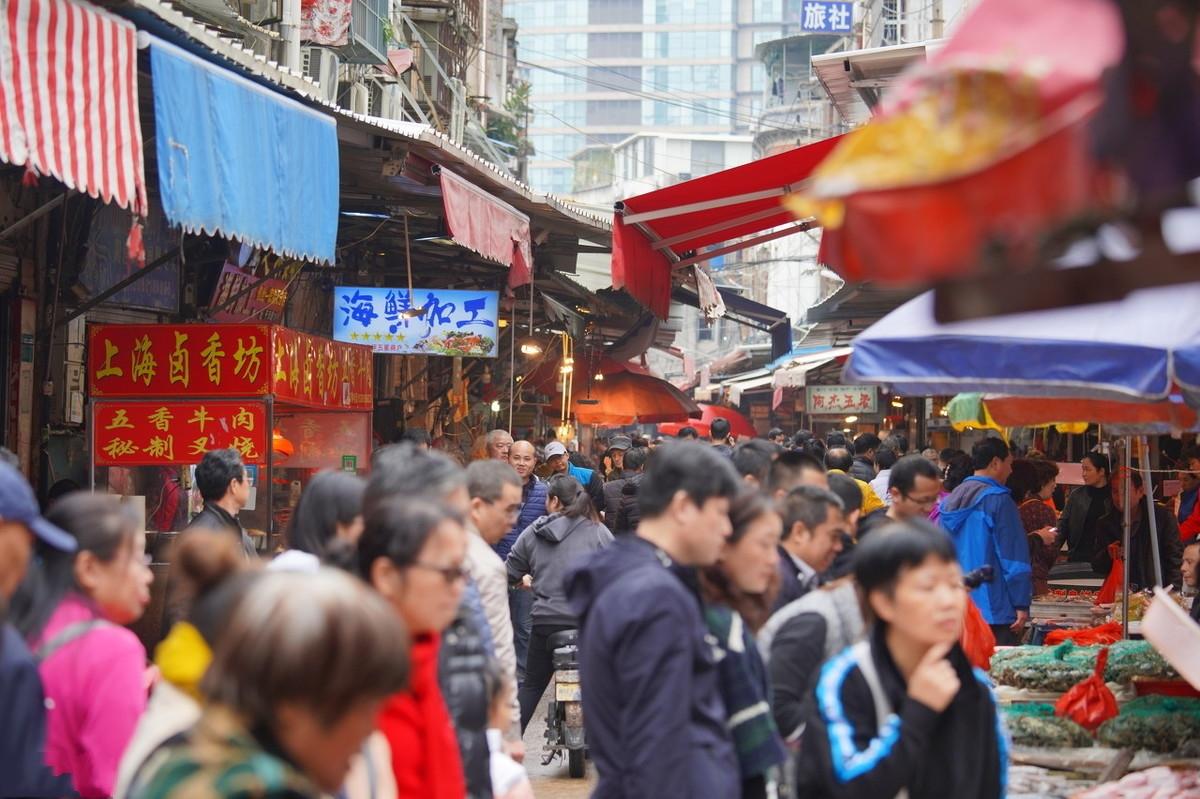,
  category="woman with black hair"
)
[271,470,366,573]
[794,520,1006,799]
[505,473,613,731]
[698,491,787,799]
[10,493,153,798]
[1007,459,1060,596]
[1059,452,1113,564]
